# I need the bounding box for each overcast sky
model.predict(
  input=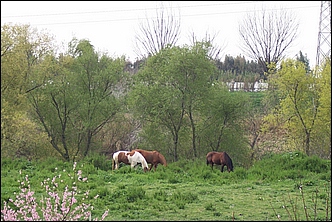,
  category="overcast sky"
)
[1,1,321,67]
